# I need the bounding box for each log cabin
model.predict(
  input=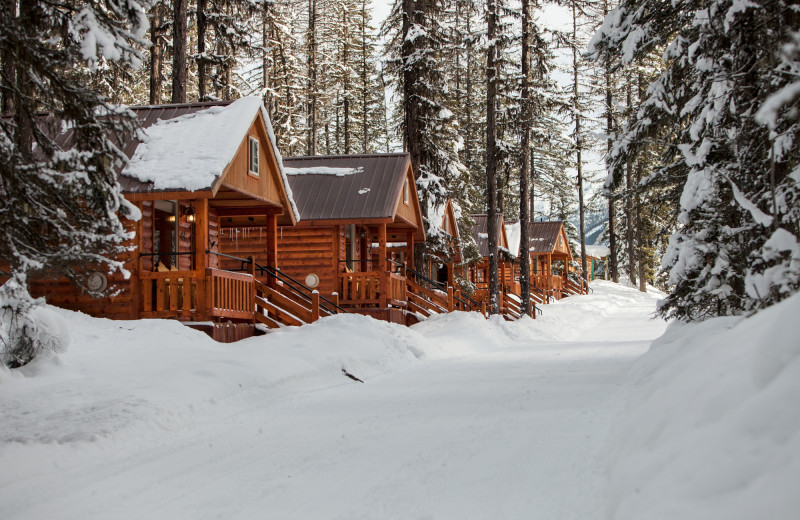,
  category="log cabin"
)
[280,153,425,324]
[507,220,587,301]
[426,199,464,287]
[2,100,493,339]
[465,214,535,319]
[1,97,310,341]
